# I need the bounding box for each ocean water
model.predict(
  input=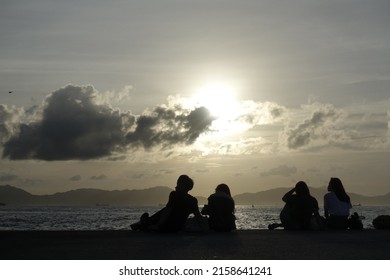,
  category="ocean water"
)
[0,205,389,231]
